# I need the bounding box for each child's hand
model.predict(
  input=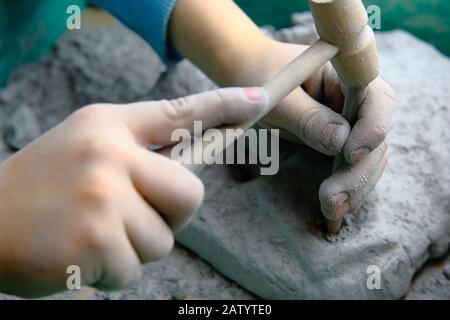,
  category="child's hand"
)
[167,0,395,221]
[229,40,395,220]
[0,87,267,298]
